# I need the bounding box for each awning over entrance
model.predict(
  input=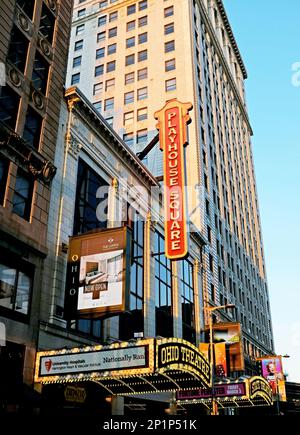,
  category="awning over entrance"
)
[35,338,211,395]
[176,376,273,408]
